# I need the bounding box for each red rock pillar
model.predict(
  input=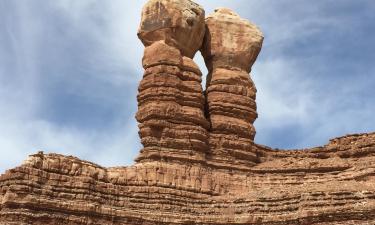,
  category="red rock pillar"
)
[201,8,264,169]
[136,0,209,163]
